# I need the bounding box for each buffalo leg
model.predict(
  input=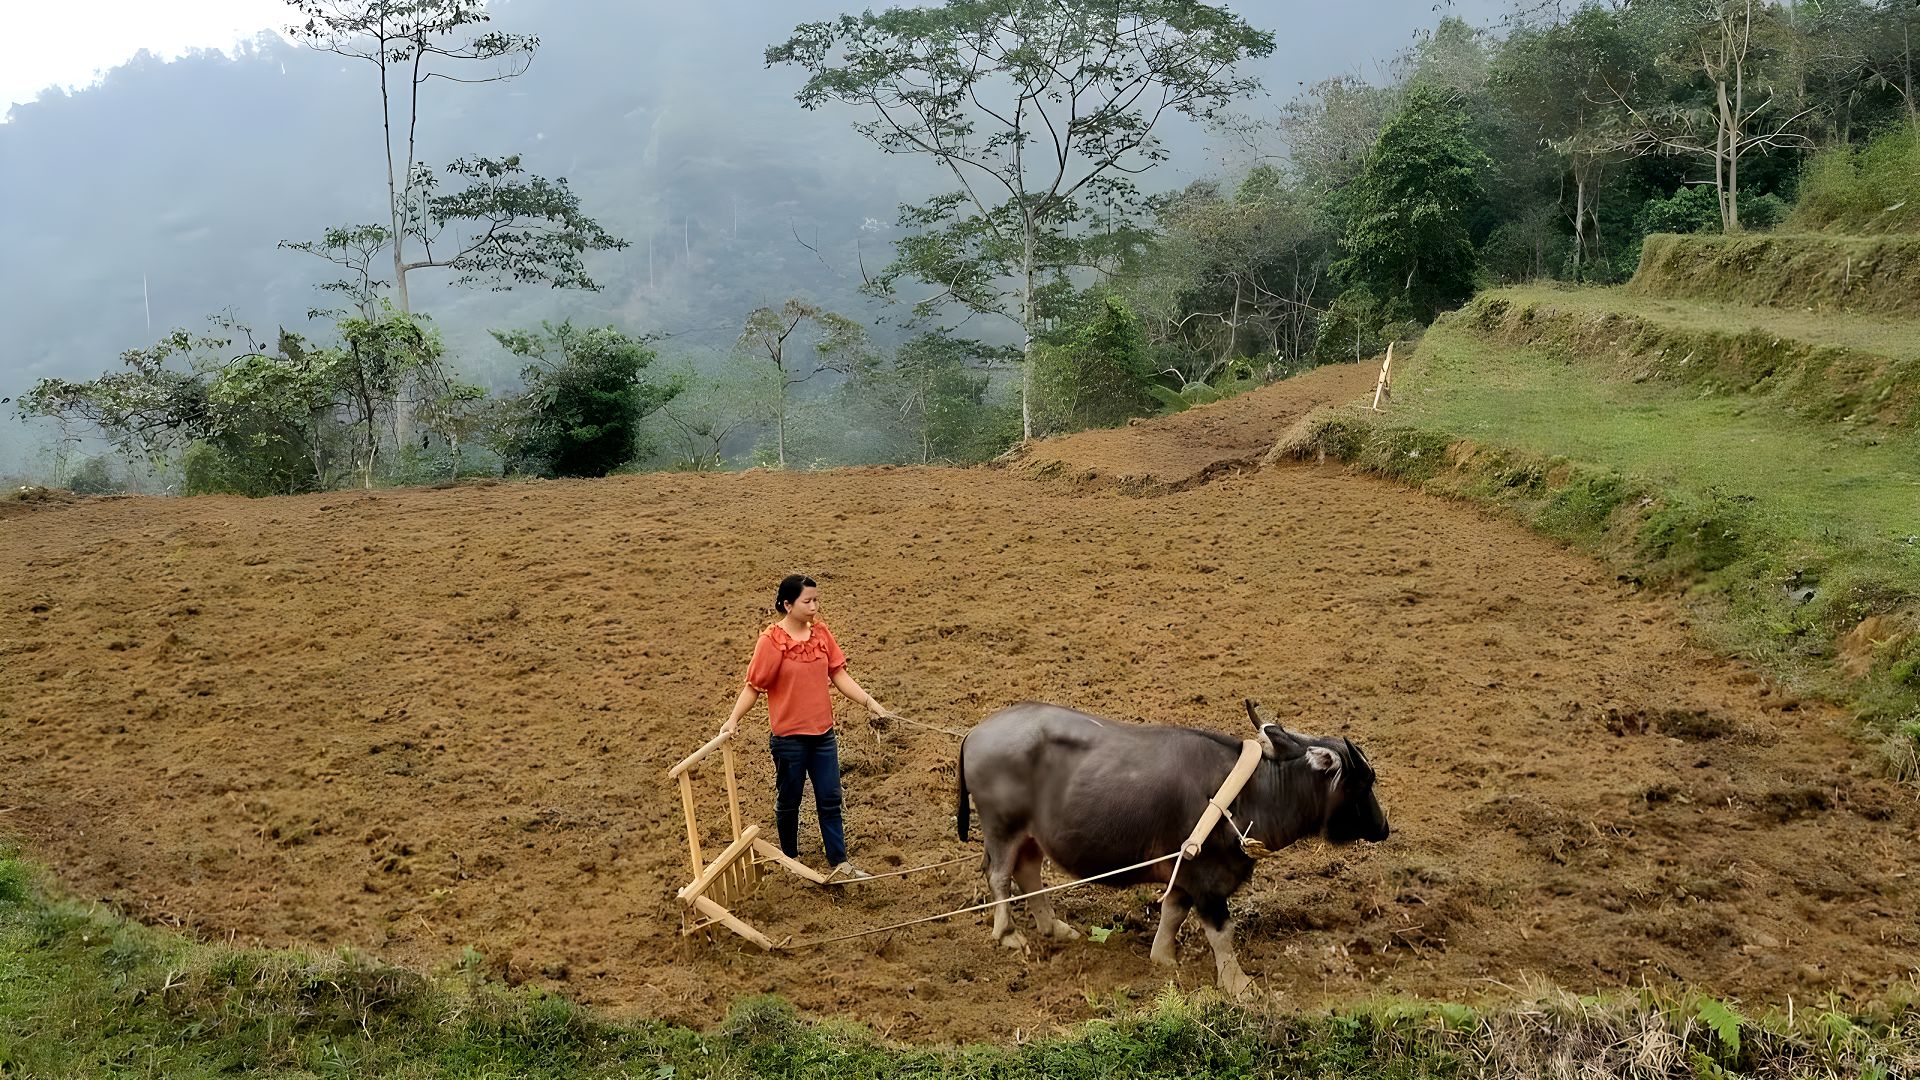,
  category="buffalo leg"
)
[1196,894,1252,997]
[1012,847,1079,941]
[984,828,1027,950]
[1150,888,1191,967]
